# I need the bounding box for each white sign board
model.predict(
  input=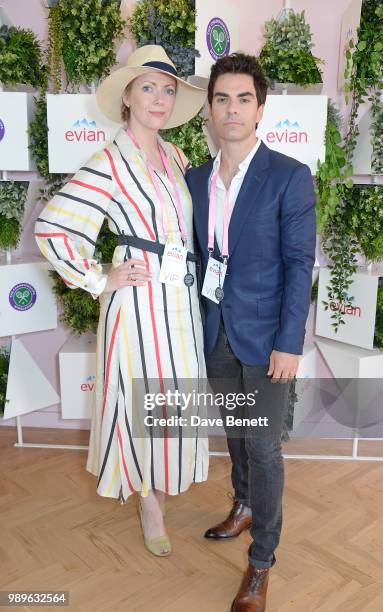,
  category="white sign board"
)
[3,339,59,419]
[338,0,362,91]
[351,107,373,174]
[257,95,328,175]
[195,0,240,78]
[59,332,97,419]
[0,260,57,337]
[315,268,380,350]
[0,93,35,171]
[47,94,121,173]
